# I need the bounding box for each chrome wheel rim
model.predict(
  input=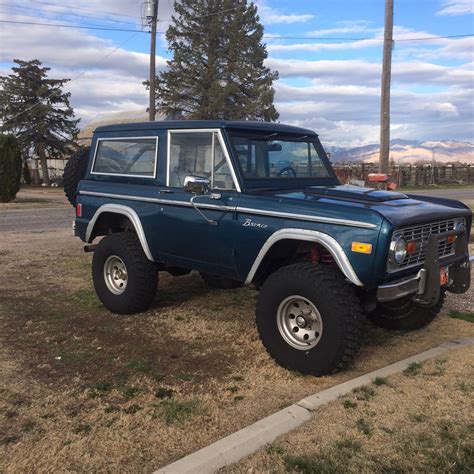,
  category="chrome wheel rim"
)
[276,295,323,350]
[104,255,128,295]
